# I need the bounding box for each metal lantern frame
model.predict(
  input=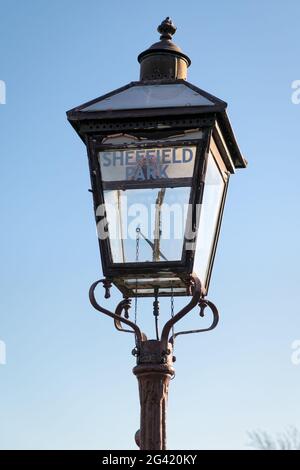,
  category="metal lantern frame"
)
[67,79,245,298]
